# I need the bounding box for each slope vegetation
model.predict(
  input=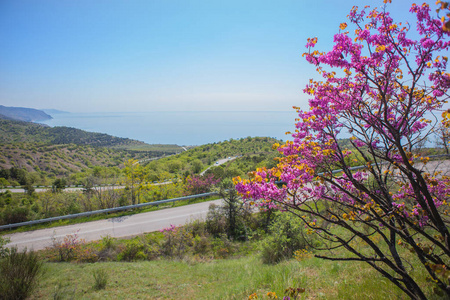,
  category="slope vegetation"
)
[0,119,182,176]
